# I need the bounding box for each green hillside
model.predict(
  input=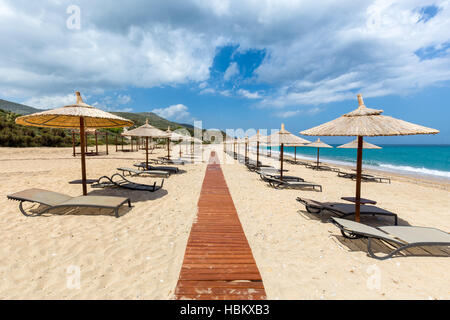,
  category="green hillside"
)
[112,111,194,135]
[0,99,195,134]
[0,98,222,147]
